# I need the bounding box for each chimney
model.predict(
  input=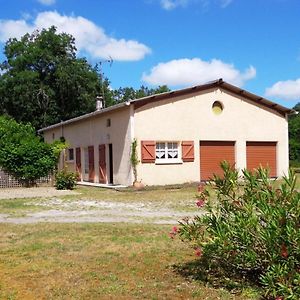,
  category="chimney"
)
[96,96,103,111]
